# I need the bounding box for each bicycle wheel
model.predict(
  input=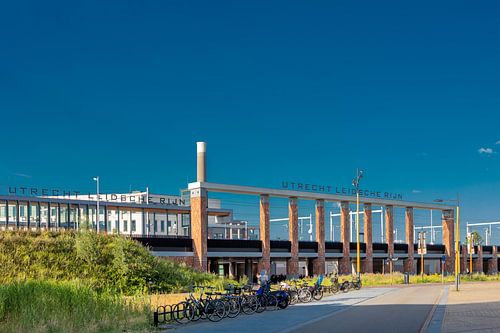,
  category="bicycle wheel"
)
[255,295,266,313]
[220,298,231,318]
[226,297,241,318]
[205,300,226,322]
[288,290,299,305]
[331,284,339,294]
[299,289,312,303]
[186,300,201,322]
[341,281,350,293]
[355,280,362,290]
[173,301,193,324]
[241,295,258,315]
[265,295,278,311]
[277,295,289,309]
[312,288,323,301]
